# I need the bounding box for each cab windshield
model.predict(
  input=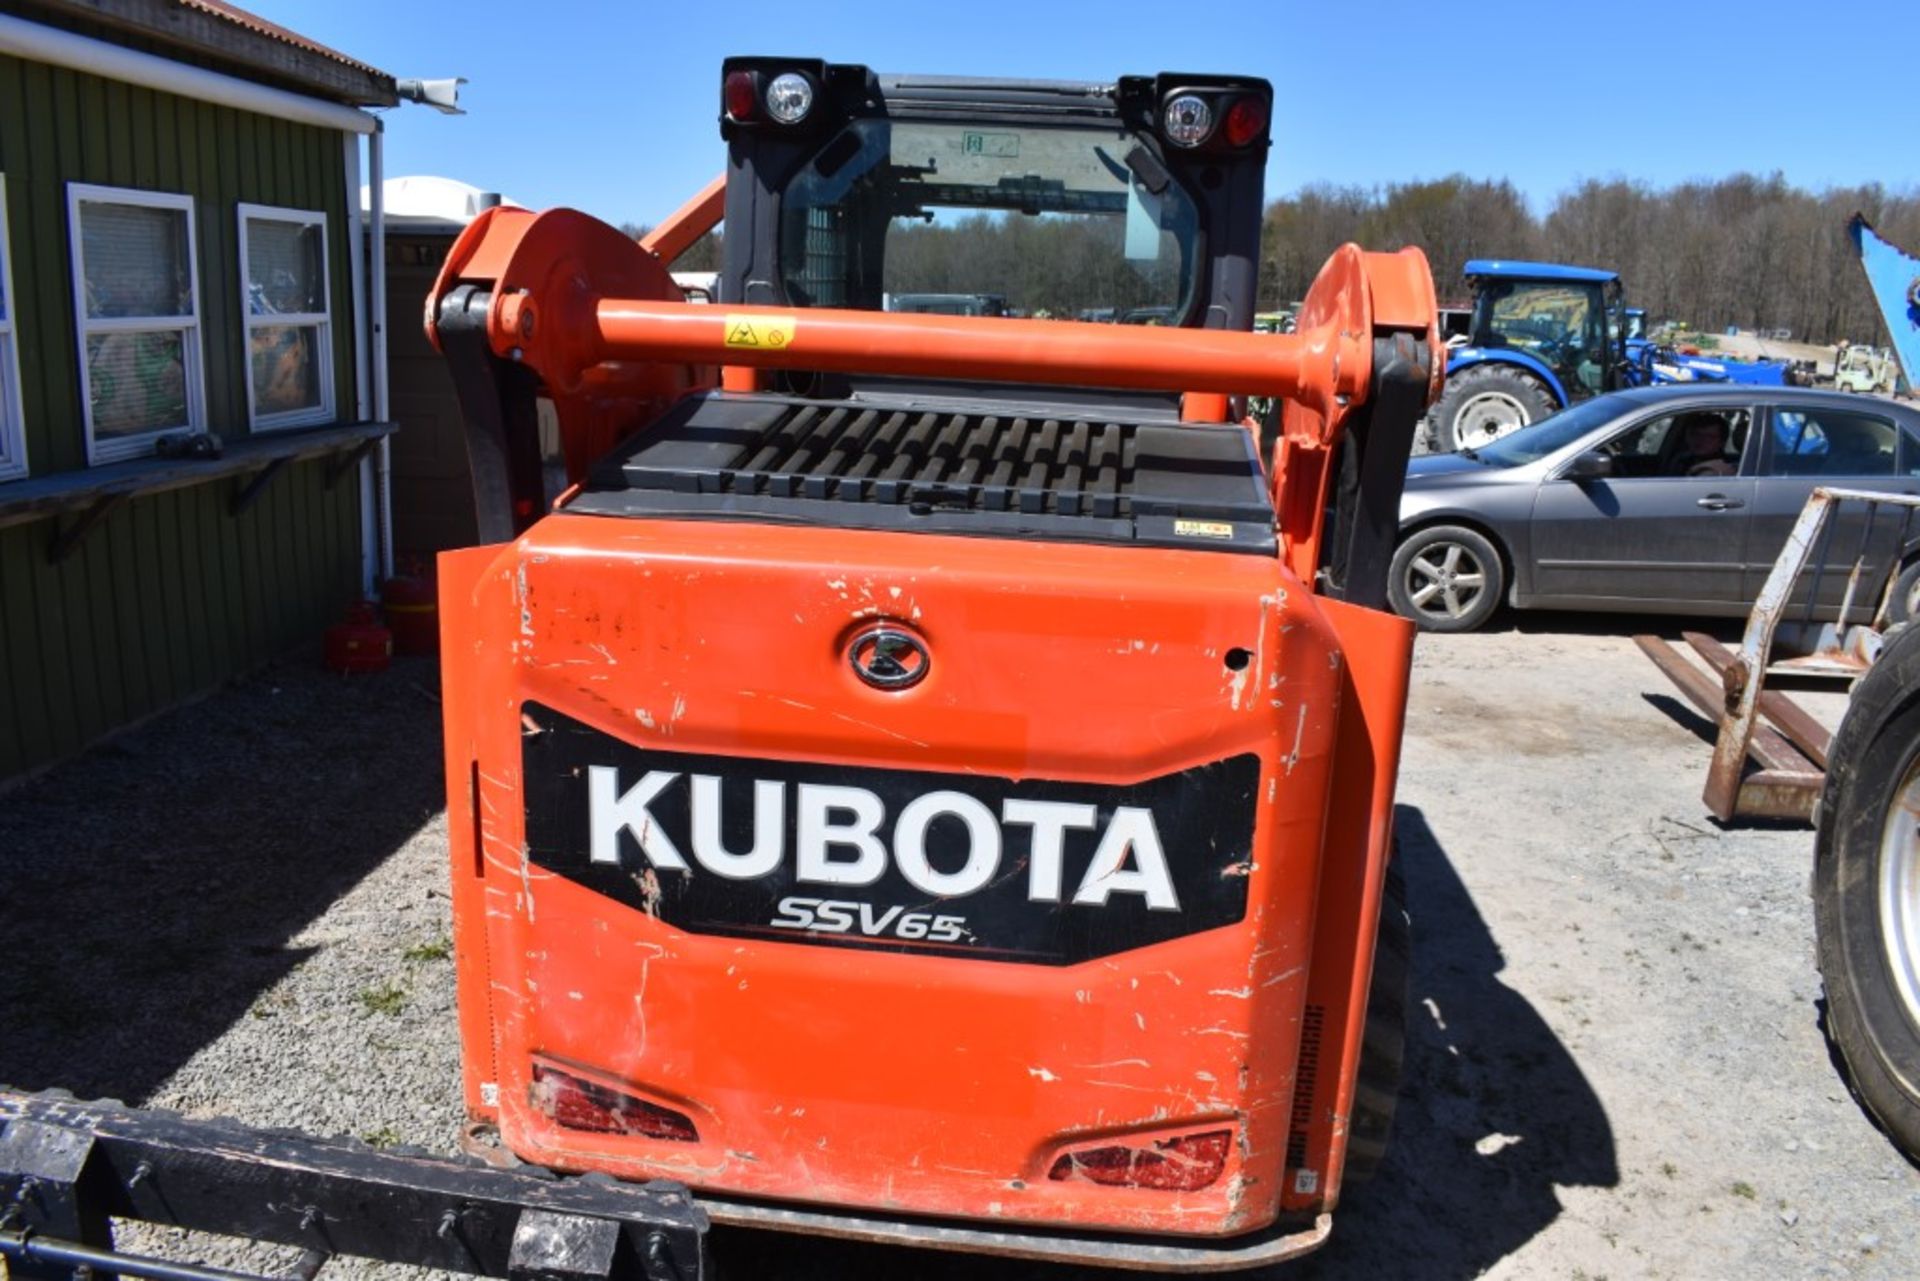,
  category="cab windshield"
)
[779,118,1199,322]
[1471,280,1612,394]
